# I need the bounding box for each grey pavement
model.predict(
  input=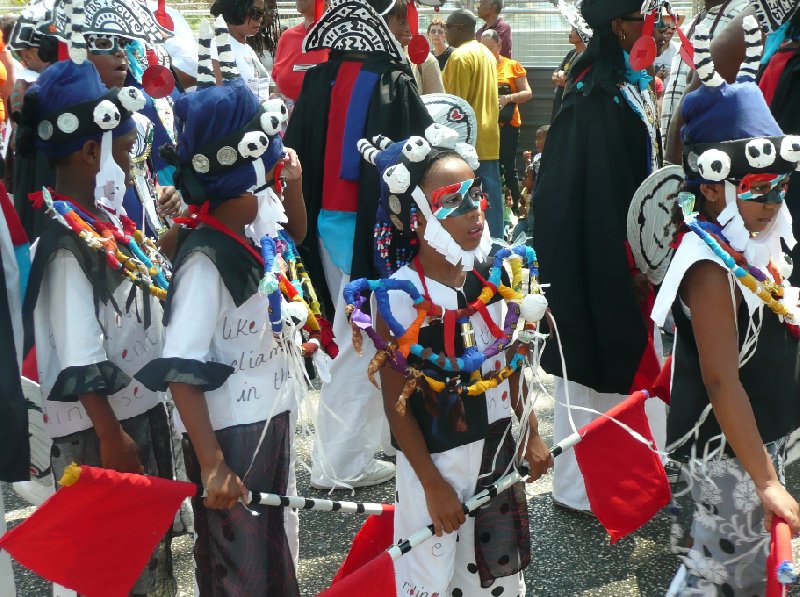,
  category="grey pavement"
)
[4,372,800,596]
